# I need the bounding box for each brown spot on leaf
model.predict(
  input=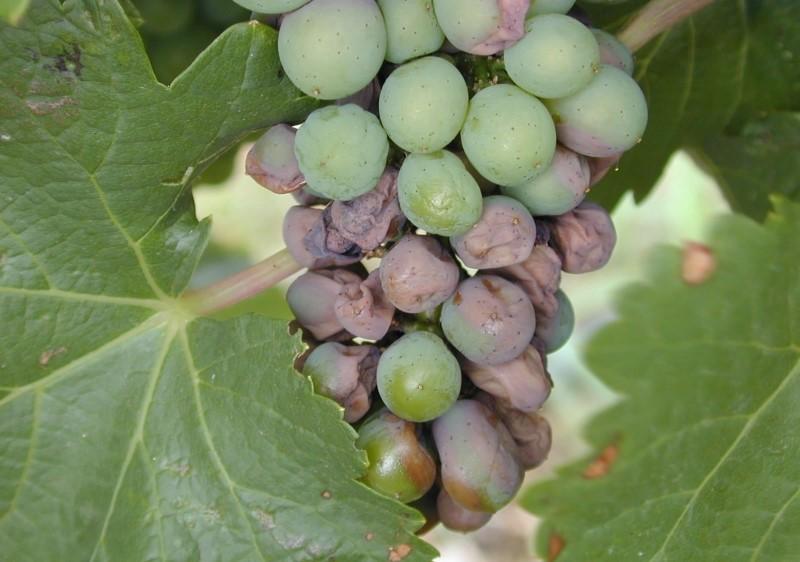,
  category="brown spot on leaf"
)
[39,346,67,366]
[388,544,412,561]
[49,44,83,78]
[582,443,619,479]
[26,97,77,116]
[681,242,716,285]
[547,532,565,562]
[321,490,332,499]
[365,532,375,541]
